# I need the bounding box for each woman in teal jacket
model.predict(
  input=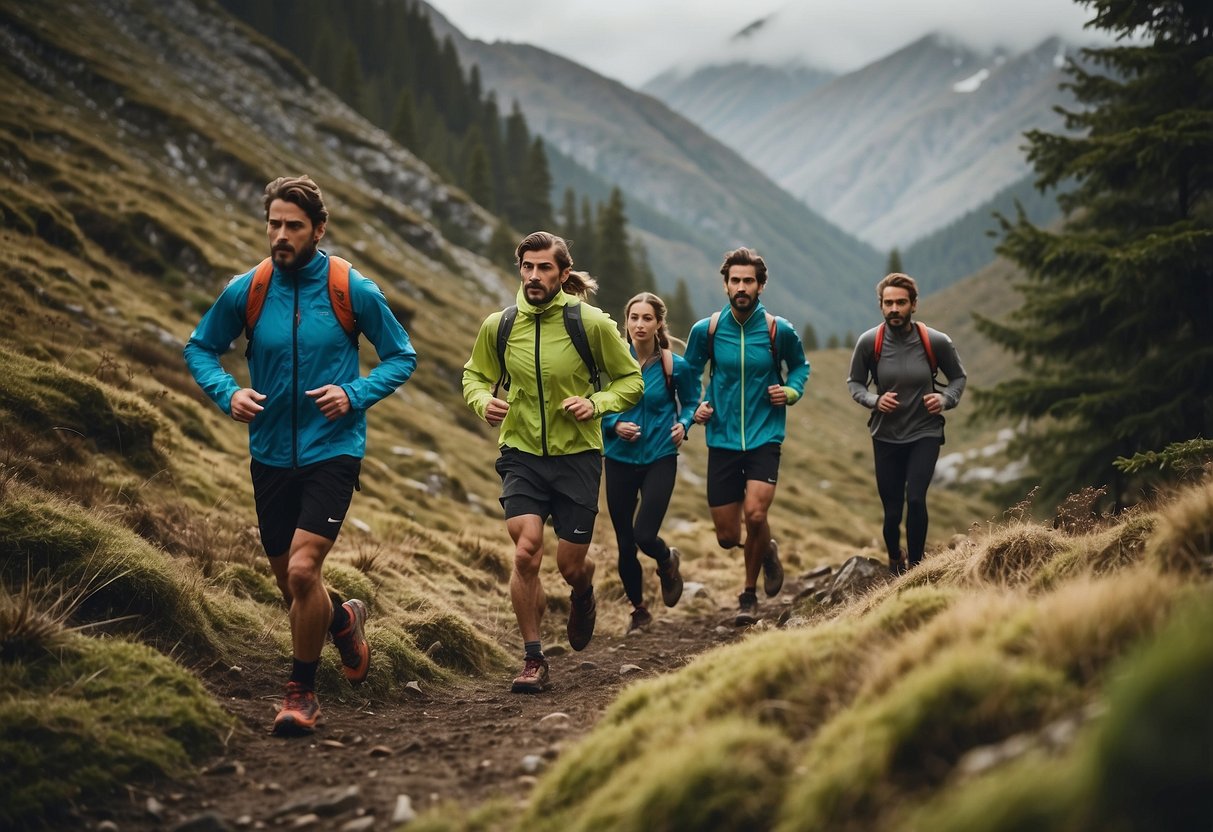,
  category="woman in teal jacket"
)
[601,292,699,631]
